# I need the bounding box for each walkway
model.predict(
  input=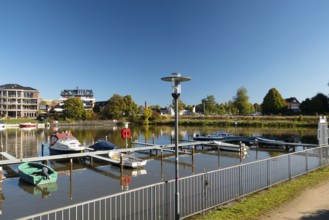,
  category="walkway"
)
[260,180,329,220]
